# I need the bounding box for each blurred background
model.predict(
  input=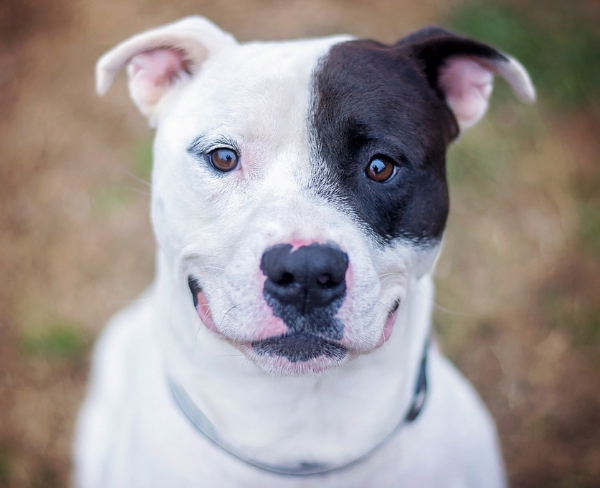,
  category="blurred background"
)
[0,0,599,486]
